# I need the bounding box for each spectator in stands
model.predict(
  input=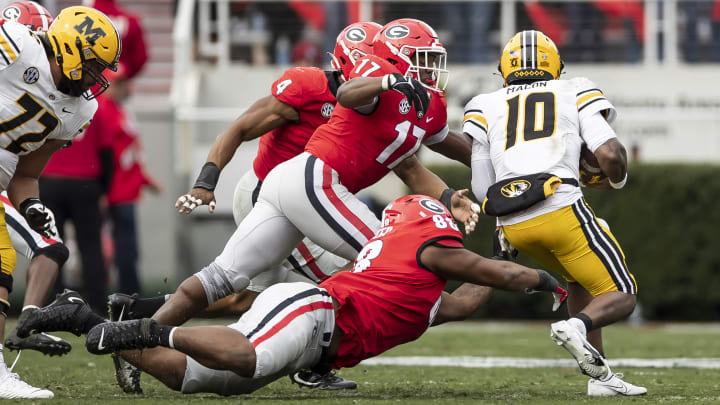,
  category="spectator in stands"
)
[100,63,161,296]
[82,0,148,78]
